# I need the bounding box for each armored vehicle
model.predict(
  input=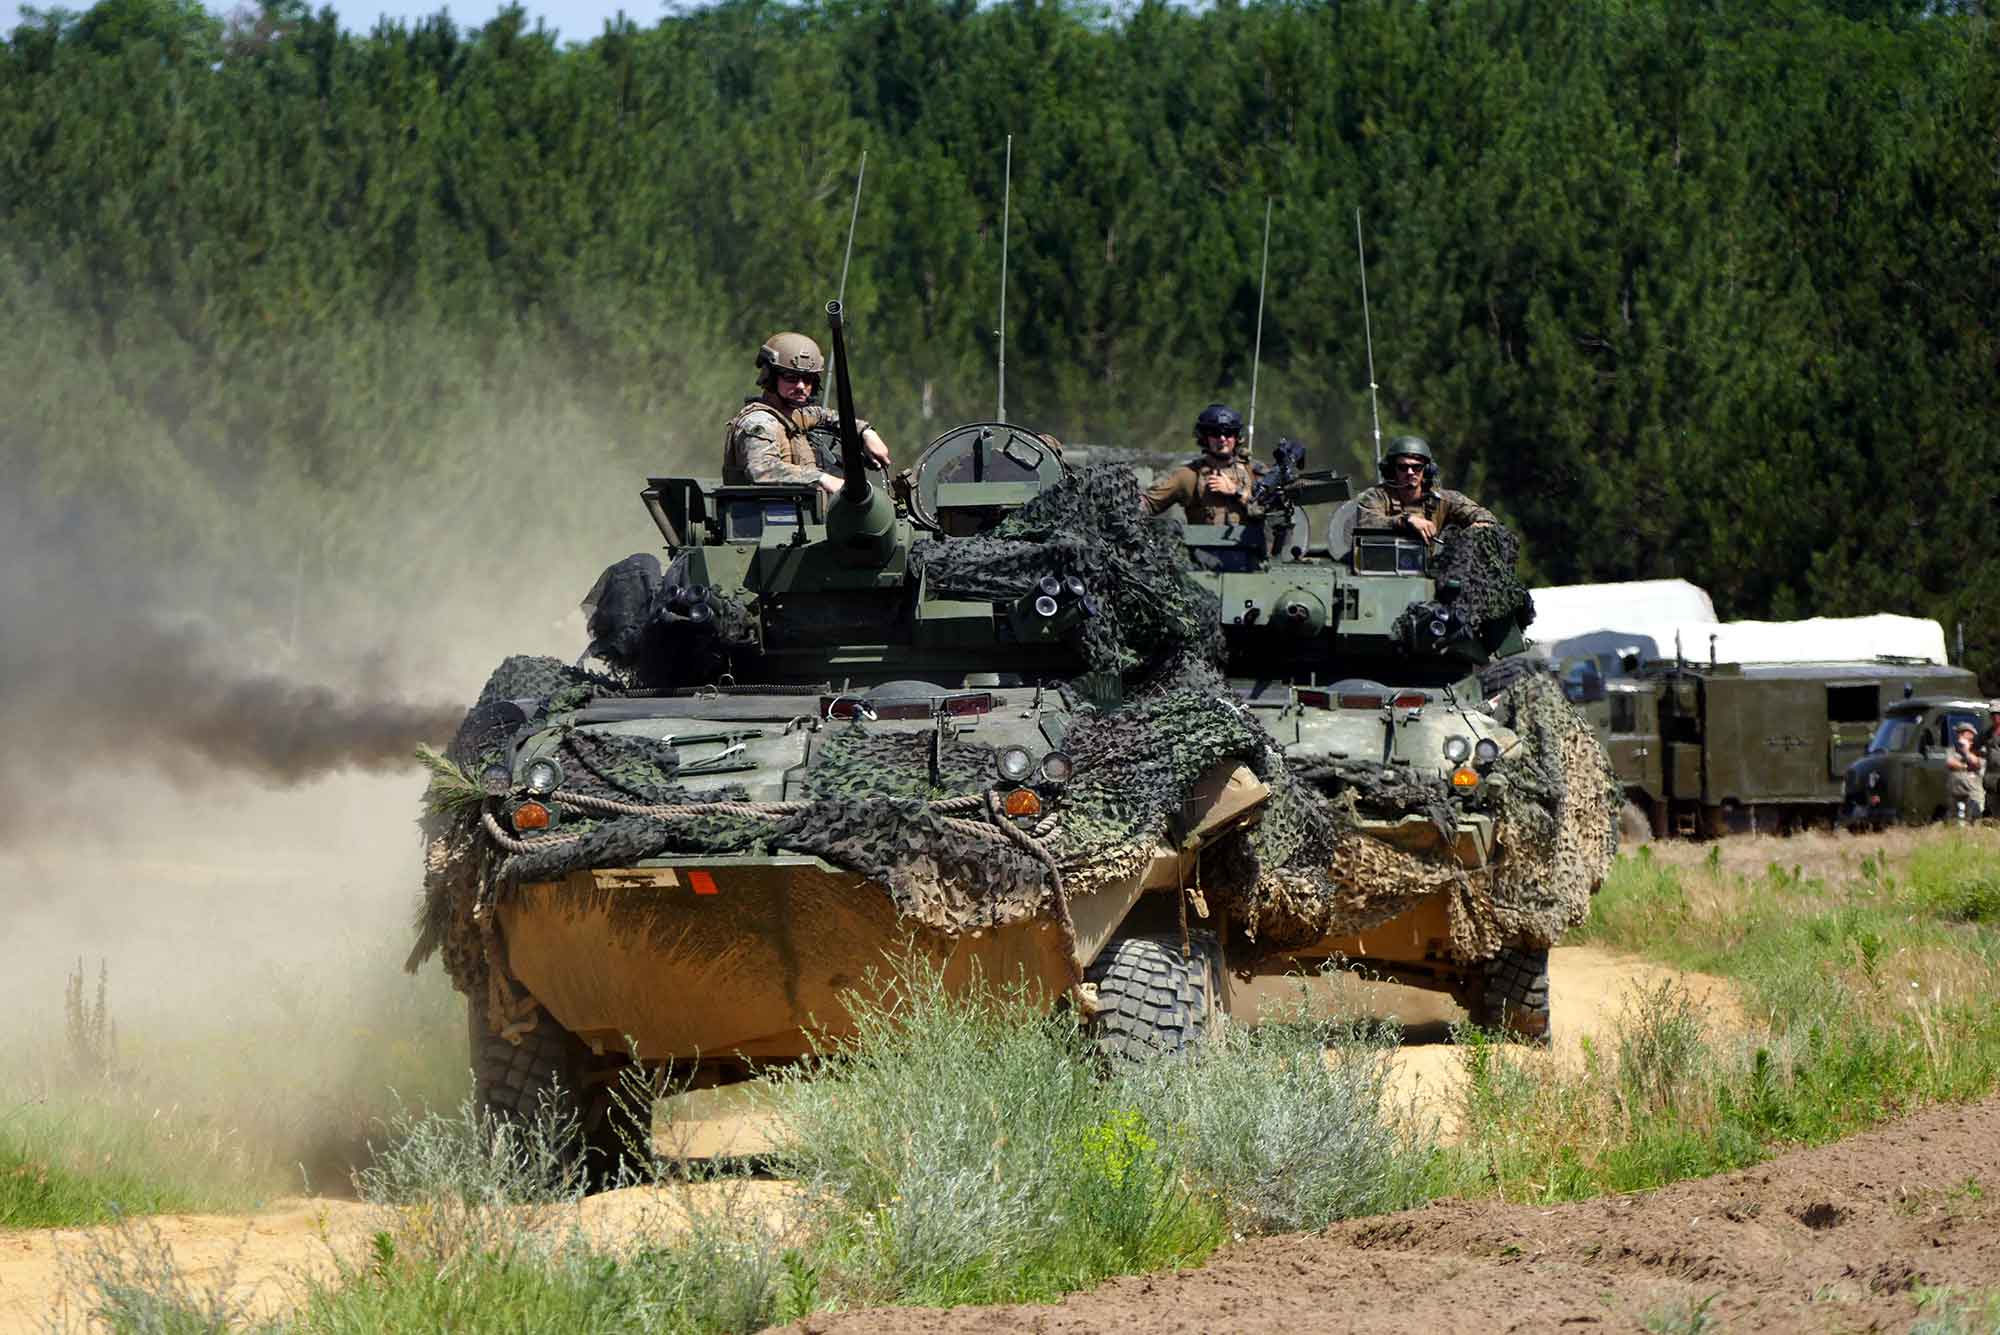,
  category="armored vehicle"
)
[1152,468,1612,1039]
[1582,656,1977,837]
[414,319,1613,1165]
[1842,694,1996,828]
